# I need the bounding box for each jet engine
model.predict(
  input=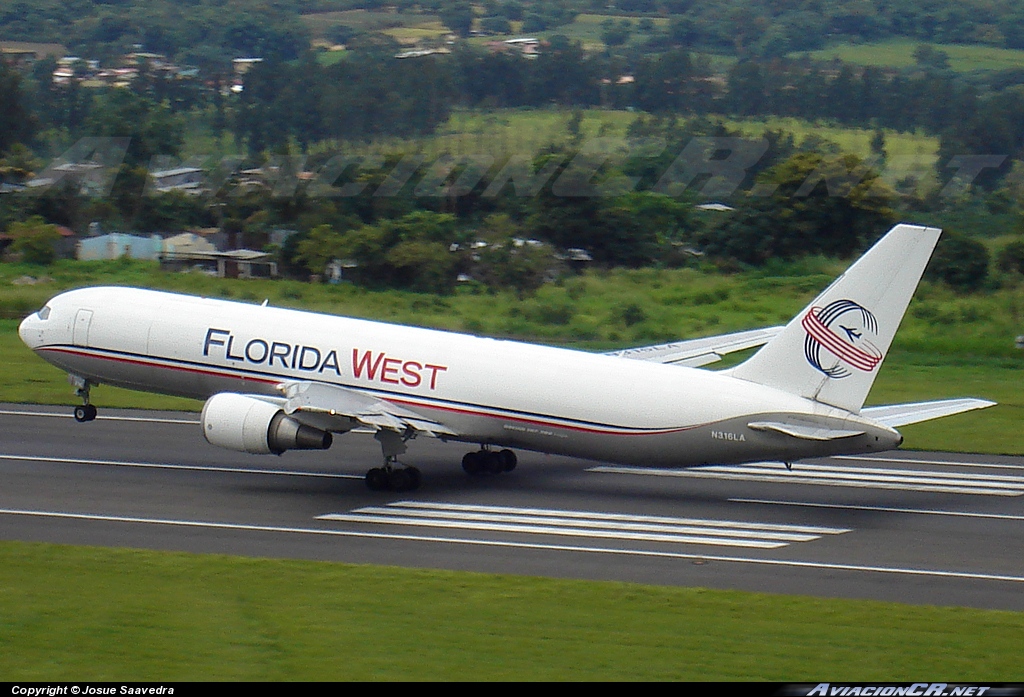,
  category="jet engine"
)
[201,392,332,455]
